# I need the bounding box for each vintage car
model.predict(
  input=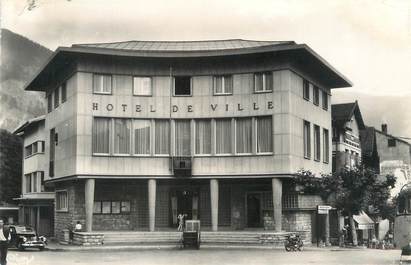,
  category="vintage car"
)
[8,225,47,251]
